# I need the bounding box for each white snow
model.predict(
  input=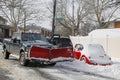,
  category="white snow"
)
[55,59,120,80]
[6,58,120,80]
[30,57,50,61]
[89,28,120,38]
[51,57,74,62]
[8,65,44,80]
